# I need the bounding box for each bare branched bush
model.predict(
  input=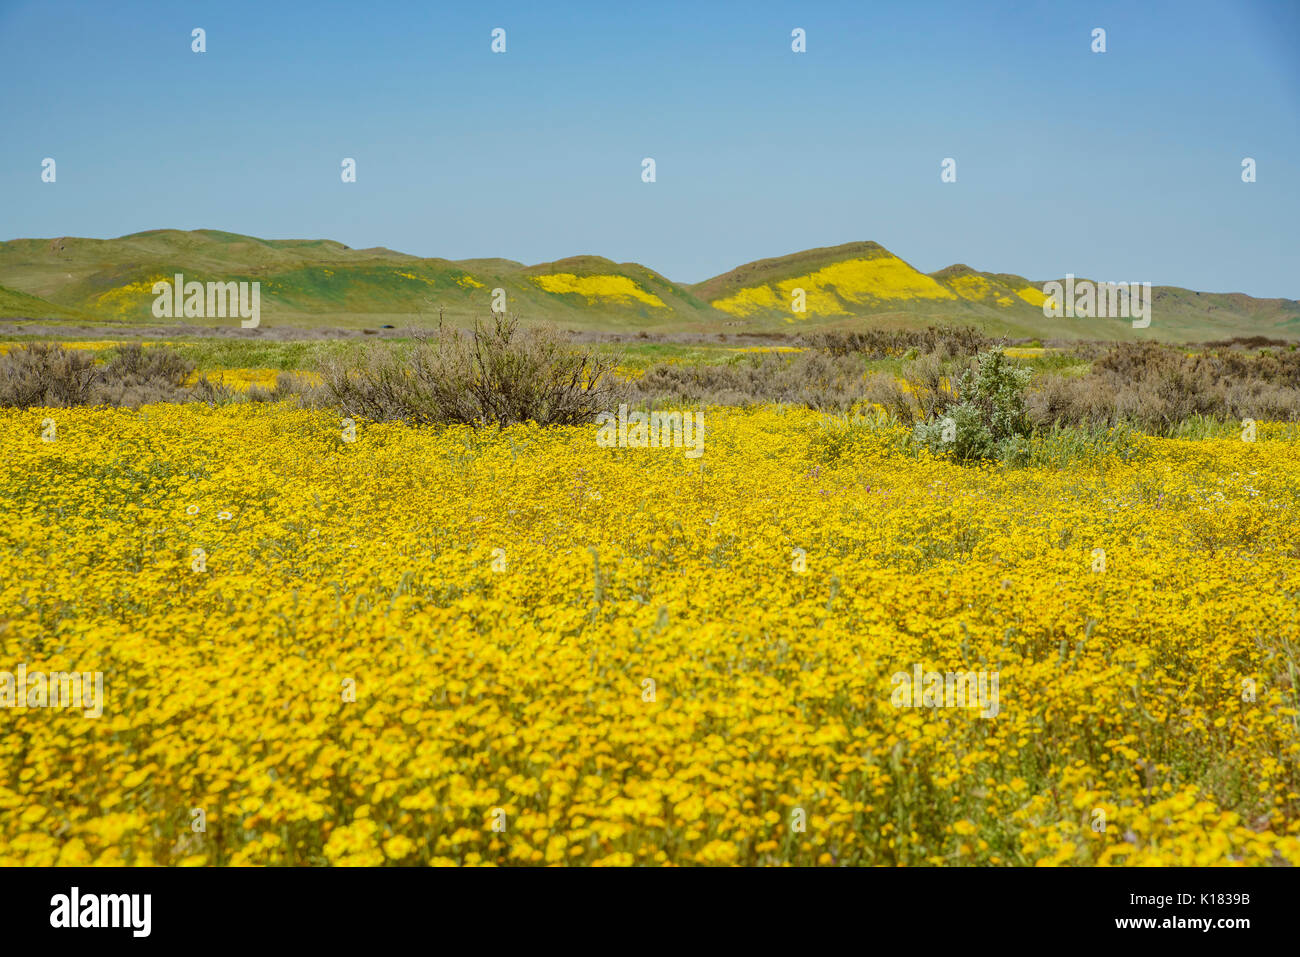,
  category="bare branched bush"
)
[626,351,876,411]
[0,342,239,409]
[0,344,98,407]
[318,315,623,426]
[1027,342,1300,433]
[92,343,198,408]
[246,372,317,404]
[900,354,956,419]
[100,343,193,388]
[186,376,240,405]
[808,325,993,360]
[860,372,918,424]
